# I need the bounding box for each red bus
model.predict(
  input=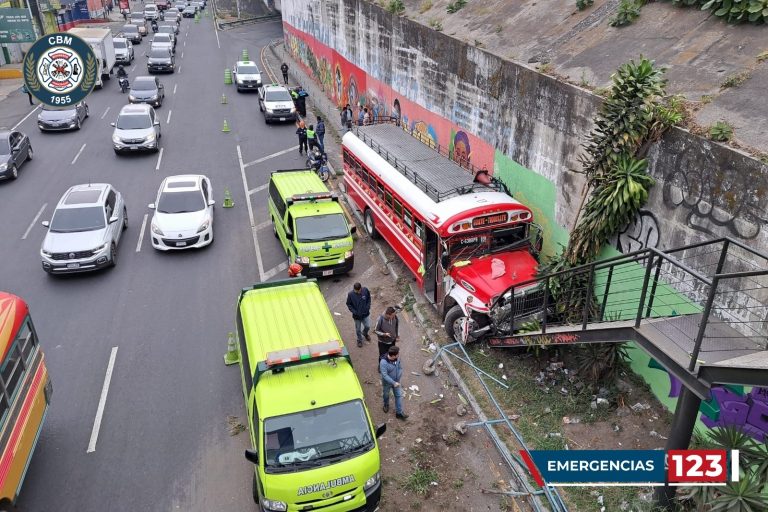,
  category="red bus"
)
[0,292,52,505]
[342,120,544,343]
